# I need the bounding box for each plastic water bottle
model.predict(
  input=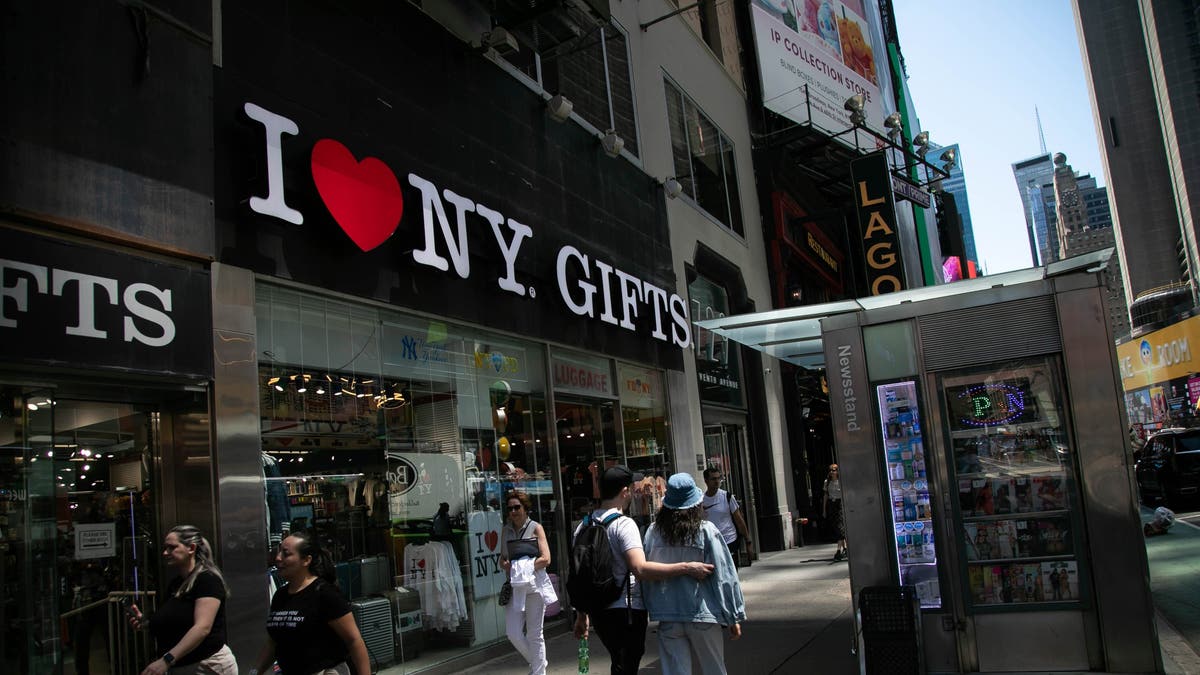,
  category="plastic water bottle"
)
[578,636,590,673]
